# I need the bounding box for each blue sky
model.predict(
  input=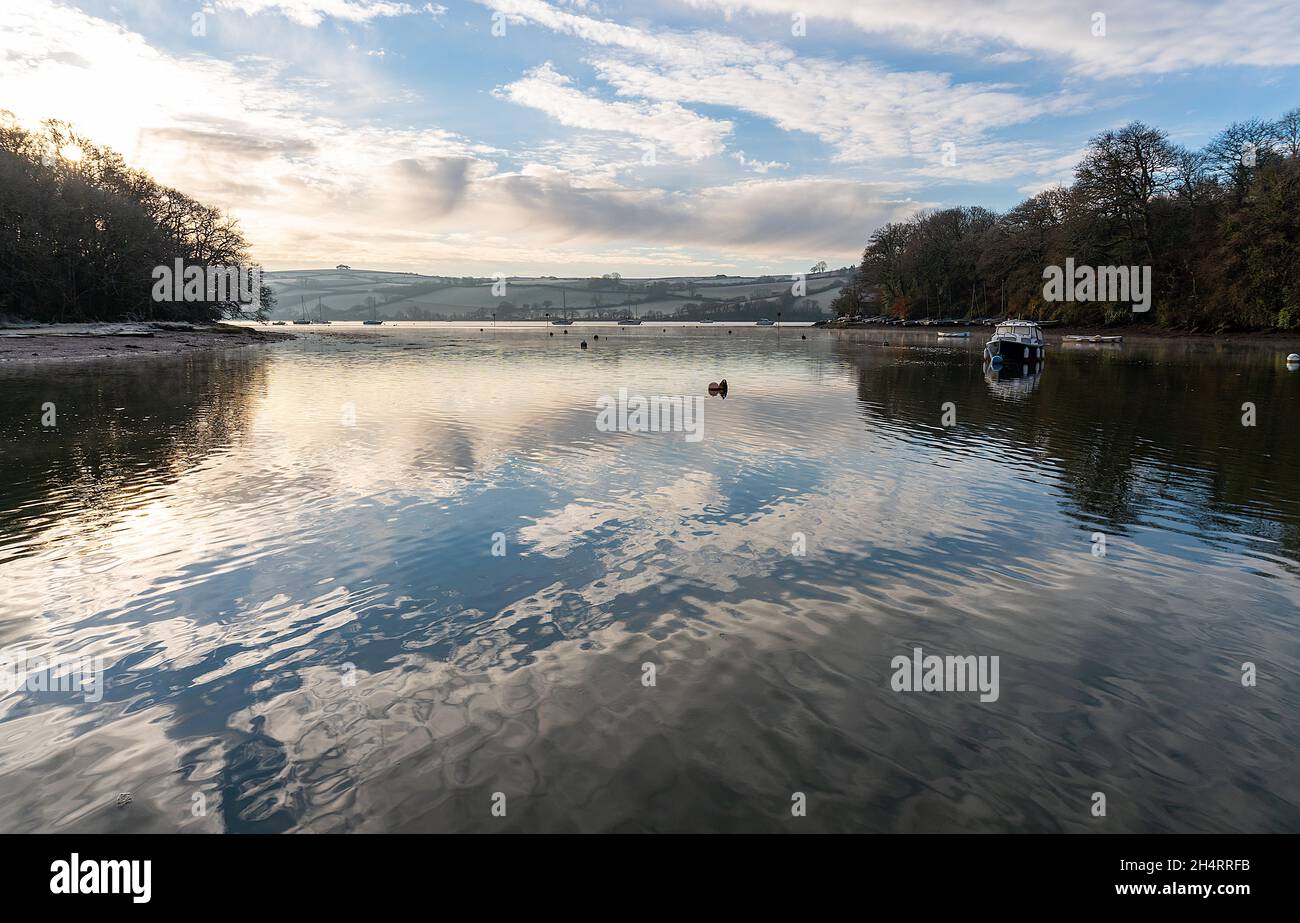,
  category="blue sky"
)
[3,1,1299,274]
